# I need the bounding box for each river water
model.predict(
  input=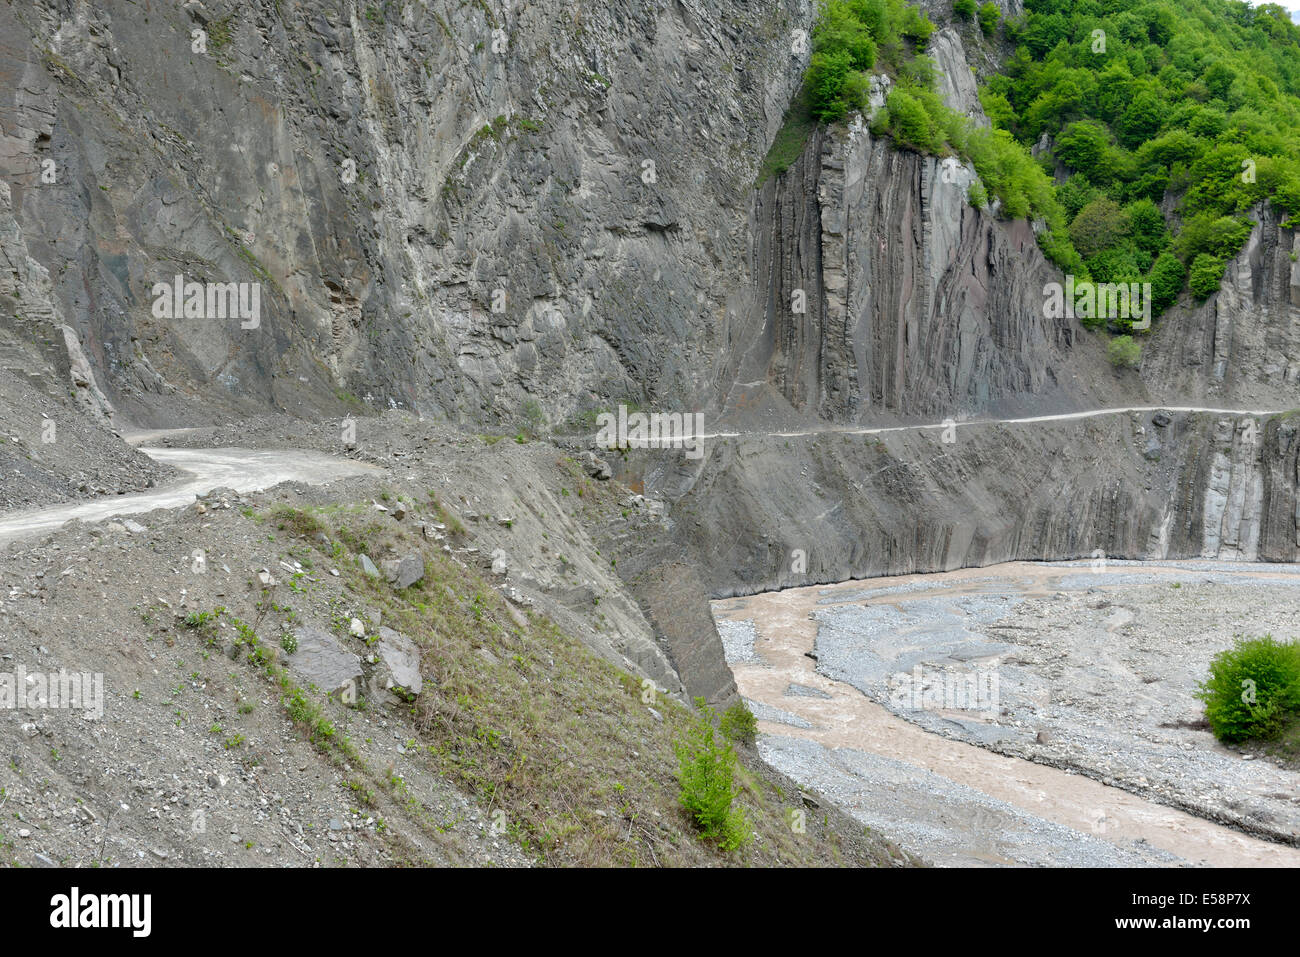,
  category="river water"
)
[712,560,1300,867]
